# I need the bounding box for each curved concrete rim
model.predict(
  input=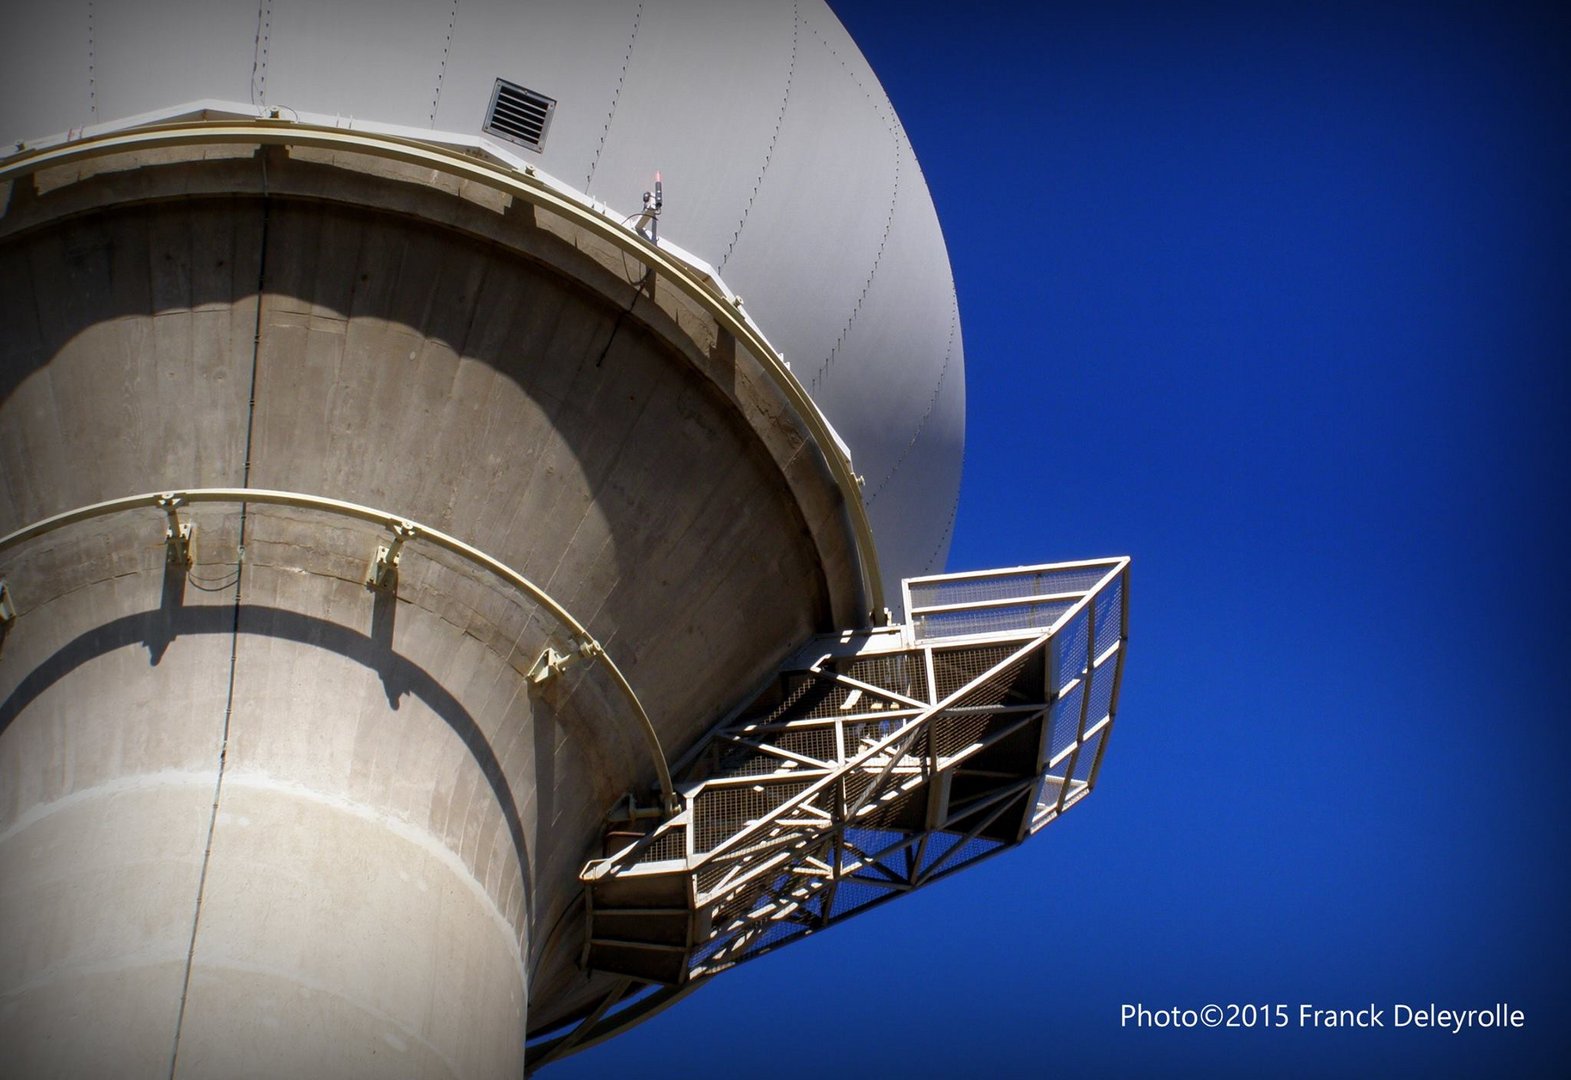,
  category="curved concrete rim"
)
[0,118,887,623]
